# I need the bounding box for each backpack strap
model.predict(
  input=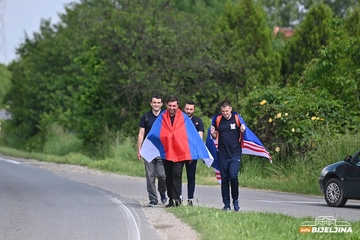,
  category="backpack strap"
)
[215,115,222,129]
